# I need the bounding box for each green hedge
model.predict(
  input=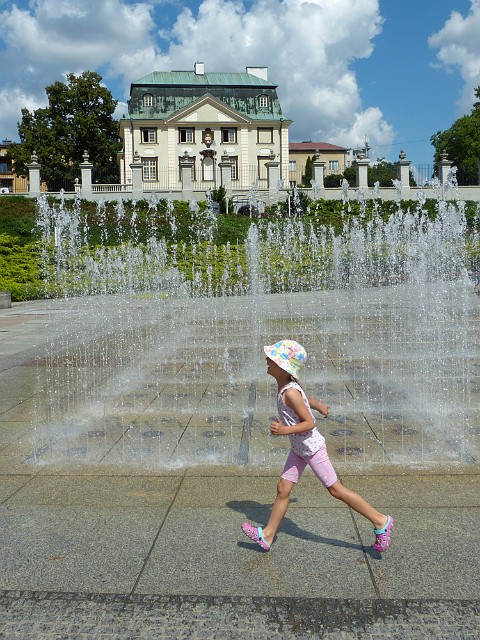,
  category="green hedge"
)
[1,195,479,301]
[0,233,45,300]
